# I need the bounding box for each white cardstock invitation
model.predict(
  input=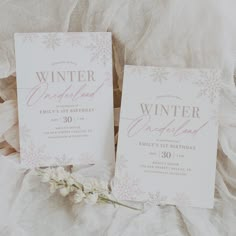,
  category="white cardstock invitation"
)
[15,32,114,168]
[113,65,221,208]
